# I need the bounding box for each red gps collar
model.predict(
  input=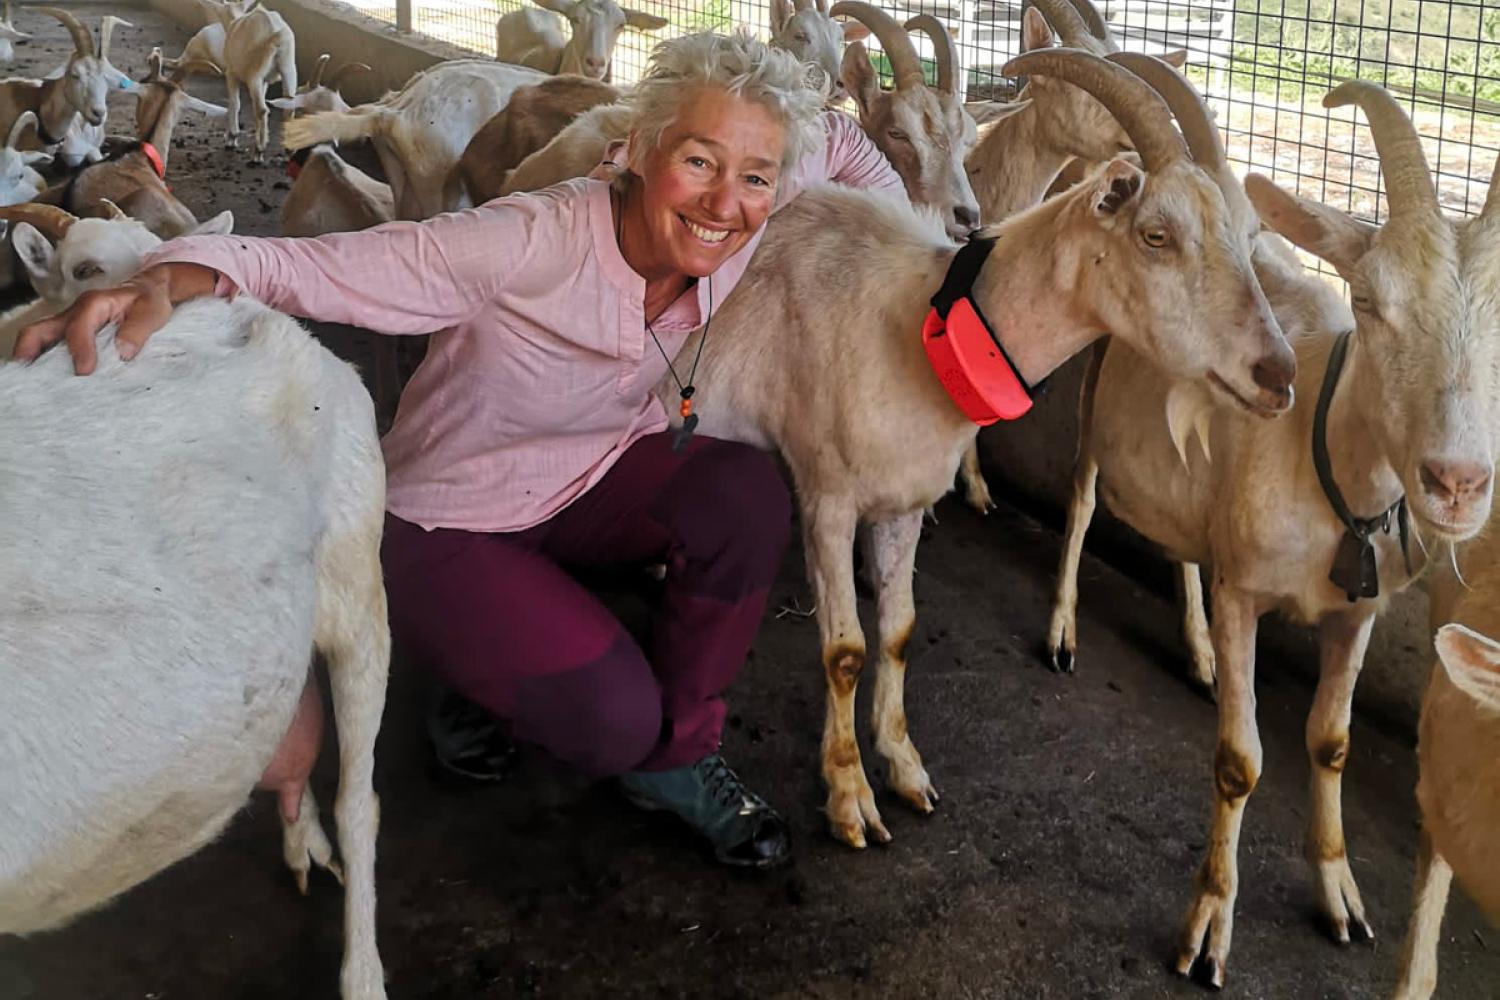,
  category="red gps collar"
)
[141,140,166,181]
[922,236,1036,425]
